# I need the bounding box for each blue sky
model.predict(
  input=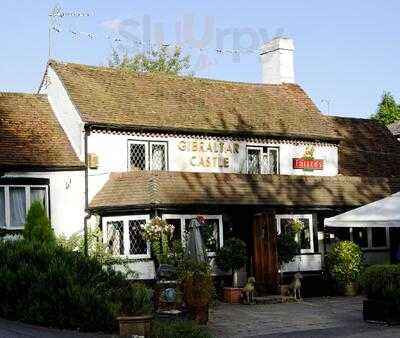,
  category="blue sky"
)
[1,0,399,118]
